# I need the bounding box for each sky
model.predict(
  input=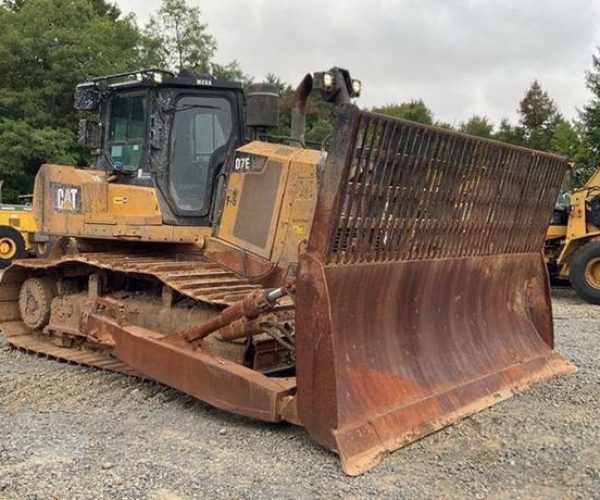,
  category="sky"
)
[117,0,600,126]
